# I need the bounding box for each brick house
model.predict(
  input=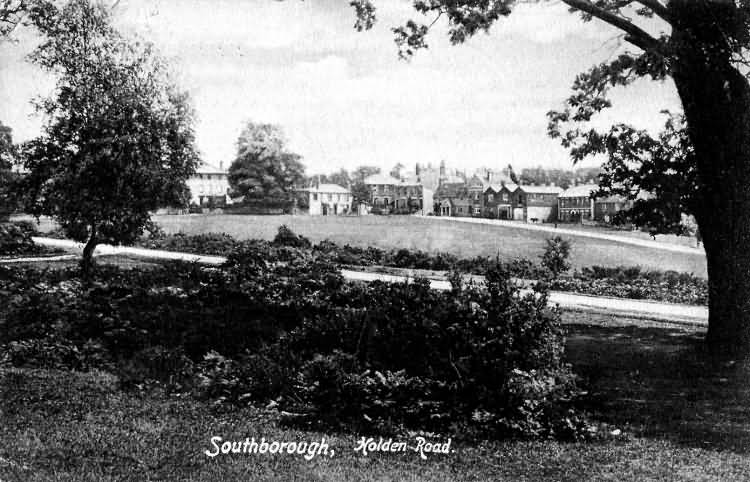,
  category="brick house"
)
[482,183,518,219]
[364,173,433,215]
[558,184,597,222]
[364,173,402,212]
[466,174,489,216]
[434,182,468,216]
[515,185,563,223]
[393,182,433,214]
